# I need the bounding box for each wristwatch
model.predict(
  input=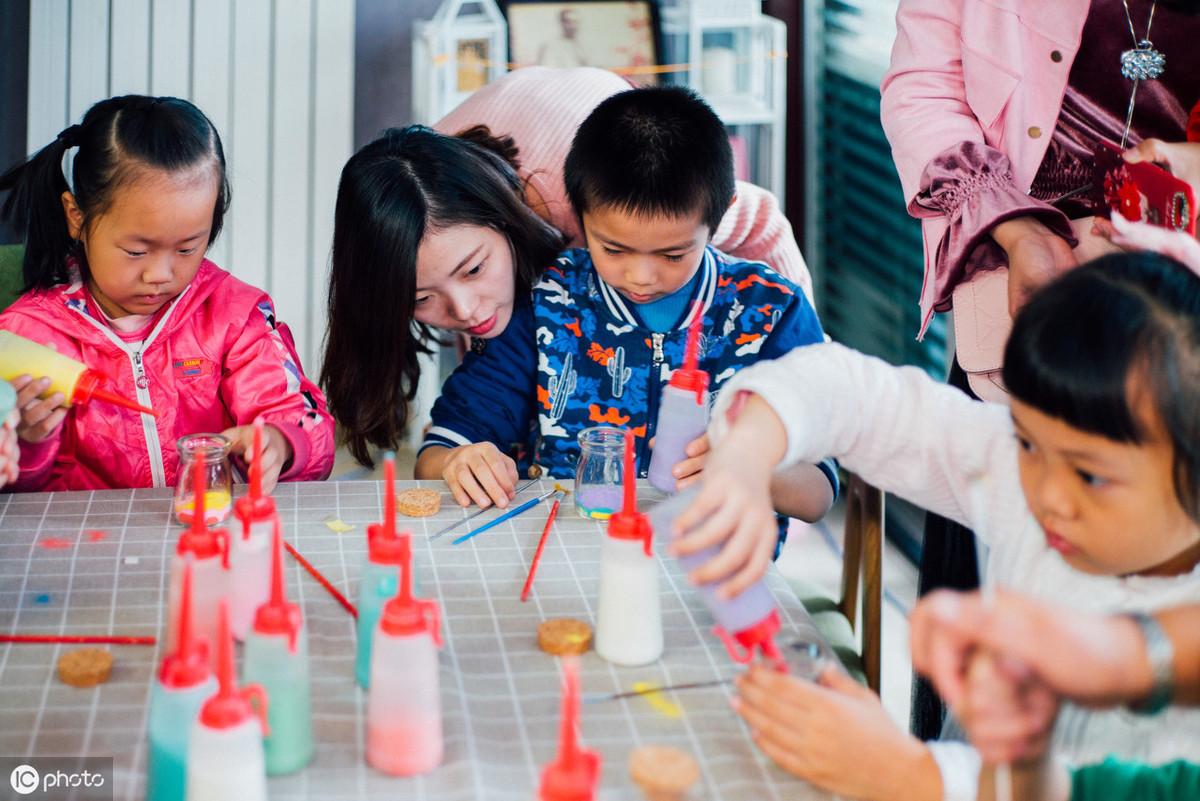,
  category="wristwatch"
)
[1126,612,1174,715]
